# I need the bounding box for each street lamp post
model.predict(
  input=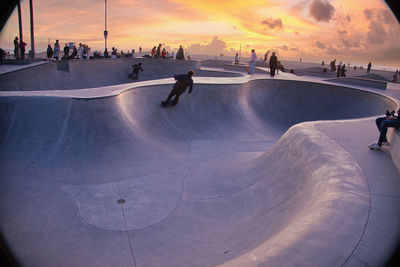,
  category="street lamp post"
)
[17,0,23,44]
[29,0,35,58]
[104,0,108,53]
